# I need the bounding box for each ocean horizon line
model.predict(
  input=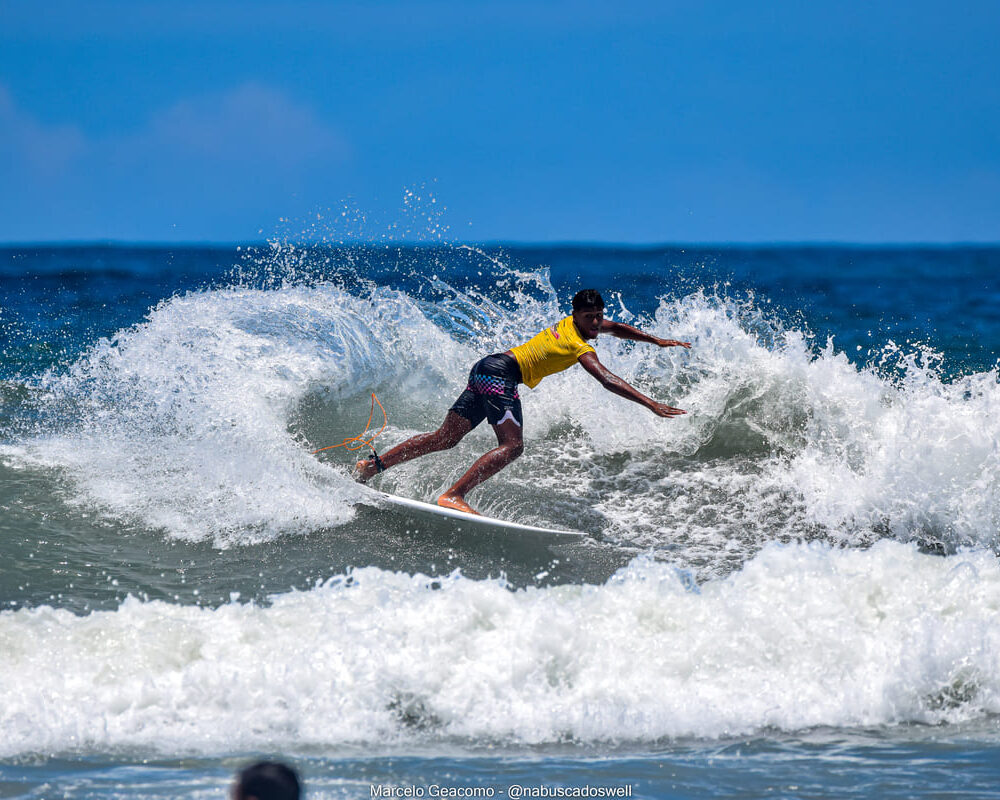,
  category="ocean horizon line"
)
[2,238,999,251]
